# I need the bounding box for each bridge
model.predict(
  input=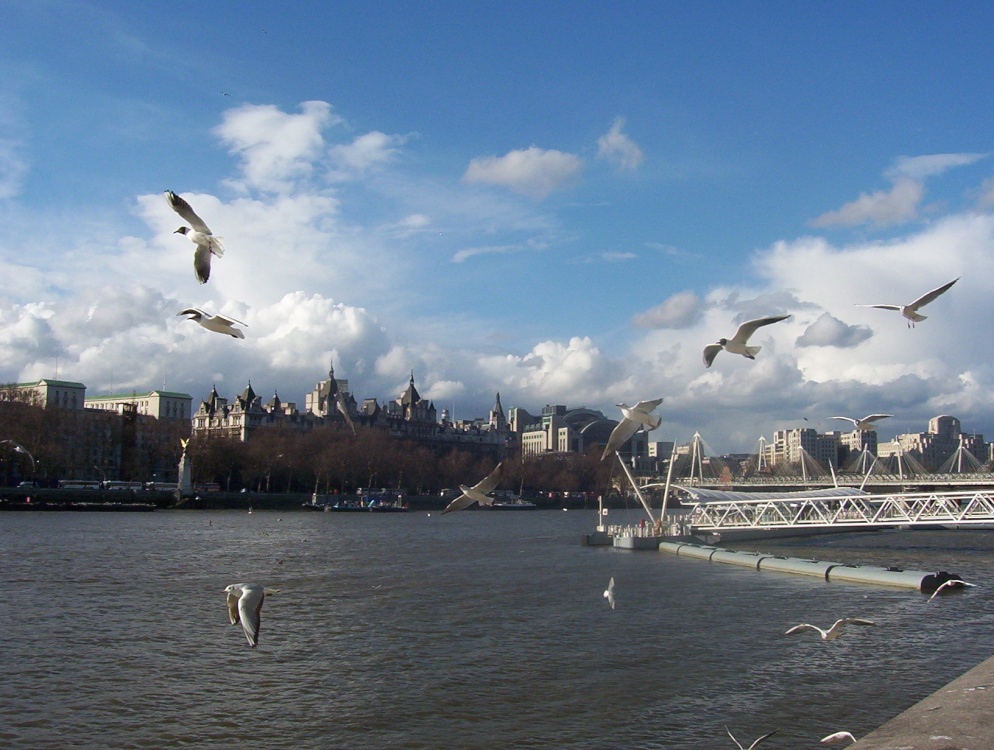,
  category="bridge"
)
[667,485,994,540]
